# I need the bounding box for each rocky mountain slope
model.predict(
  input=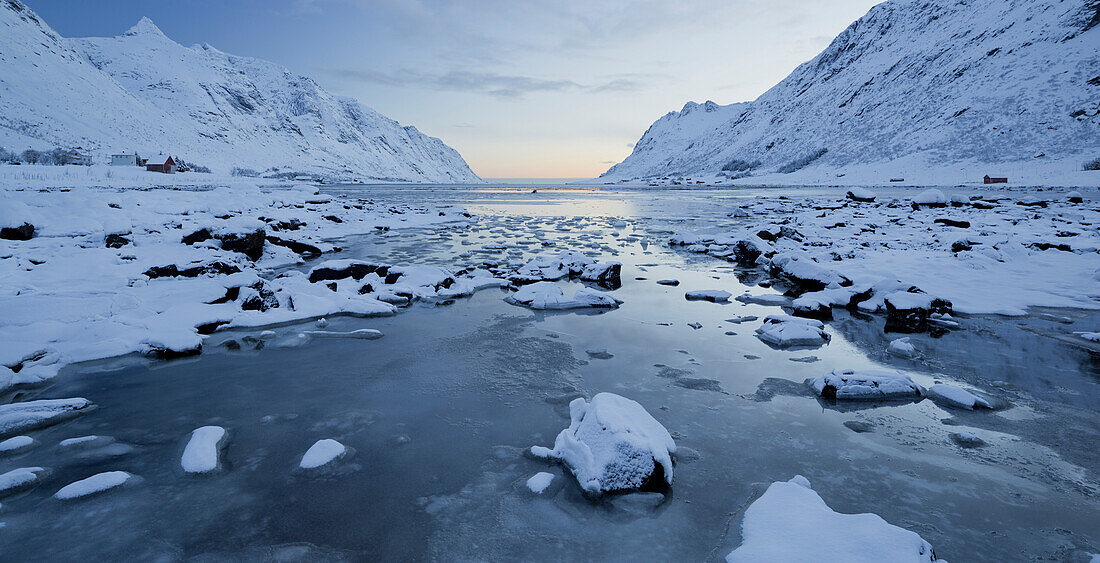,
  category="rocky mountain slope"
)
[0,2,480,182]
[602,0,1100,181]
